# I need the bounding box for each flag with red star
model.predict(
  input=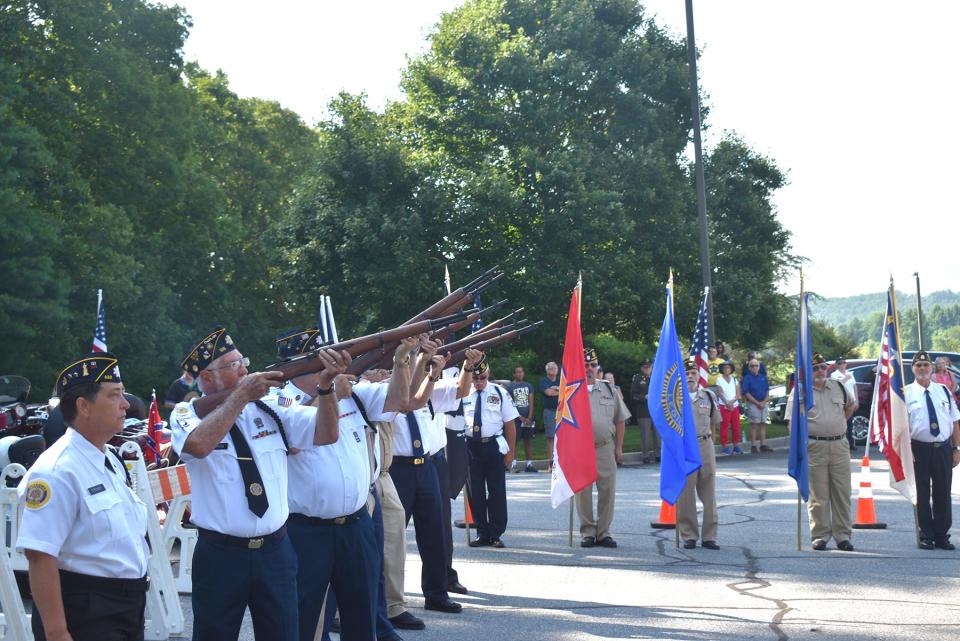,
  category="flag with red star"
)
[550,281,596,508]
